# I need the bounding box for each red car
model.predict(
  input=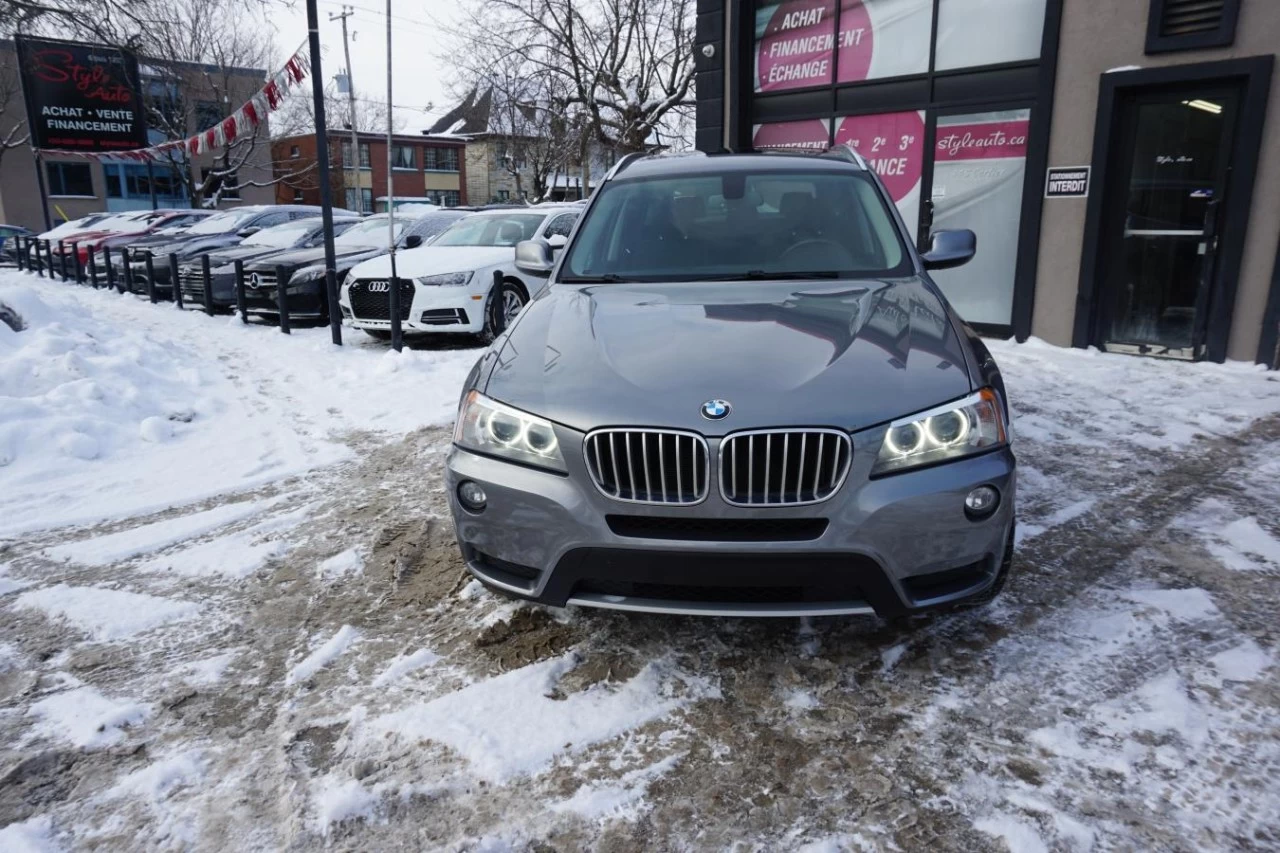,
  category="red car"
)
[73,210,214,265]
